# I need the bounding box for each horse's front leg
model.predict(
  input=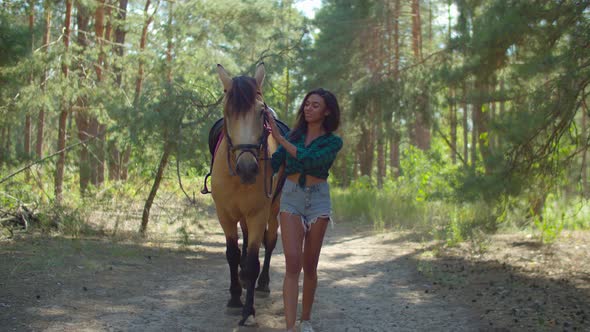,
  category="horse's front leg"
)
[225,235,243,308]
[256,228,277,294]
[238,219,265,326]
[218,219,243,309]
